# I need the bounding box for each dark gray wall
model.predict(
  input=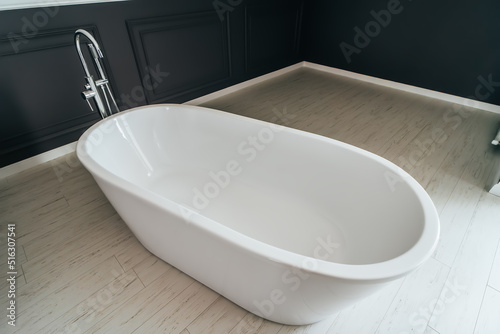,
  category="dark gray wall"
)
[0,0,303,167]
[303,0,500,105]
[2,0,500,167]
